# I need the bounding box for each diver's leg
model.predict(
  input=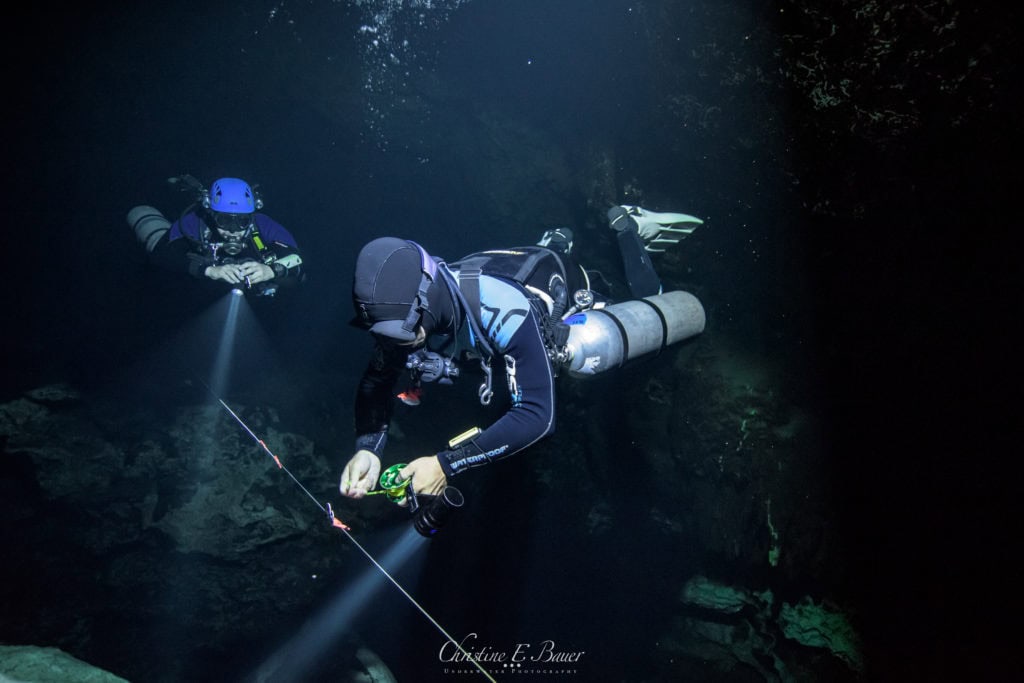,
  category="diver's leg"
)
[608,207,661,298]
[537,227,574,256]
